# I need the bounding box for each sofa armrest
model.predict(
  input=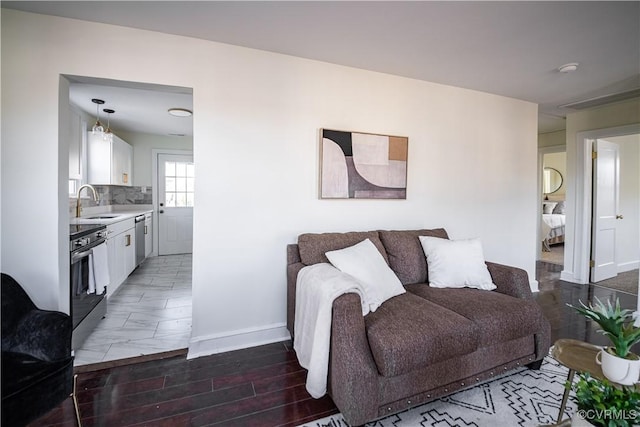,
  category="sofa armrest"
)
[287,261,306,339]
[329,293,379,426]
[10,310,71,361]
[486,262,533,300]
